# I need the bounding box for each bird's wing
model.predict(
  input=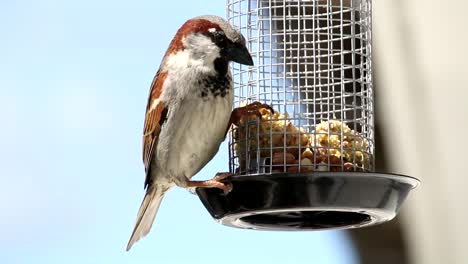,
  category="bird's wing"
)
[142,70,168,188]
